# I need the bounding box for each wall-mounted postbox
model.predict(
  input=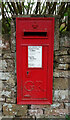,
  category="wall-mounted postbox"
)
[16,17,54,104]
